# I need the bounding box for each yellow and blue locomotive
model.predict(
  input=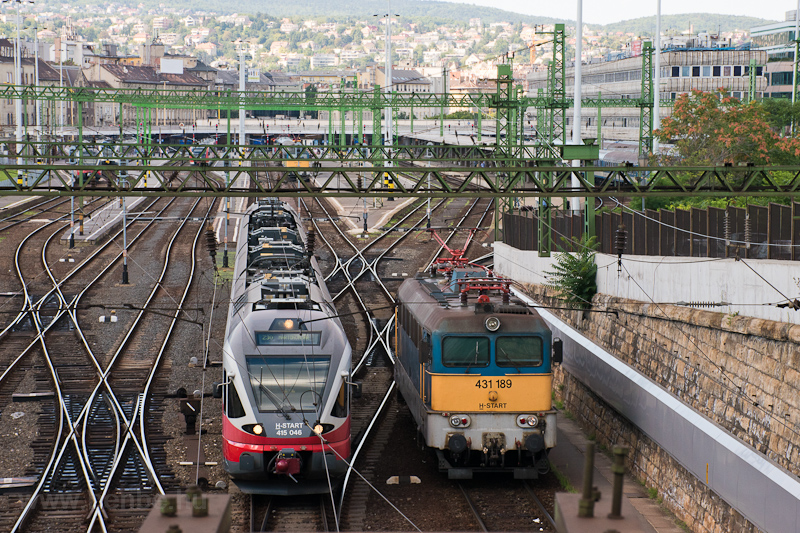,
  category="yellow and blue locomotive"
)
[395,258,561,479]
